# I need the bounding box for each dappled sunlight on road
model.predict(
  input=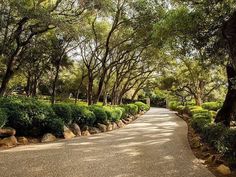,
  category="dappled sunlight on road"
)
[0,108,214,177]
